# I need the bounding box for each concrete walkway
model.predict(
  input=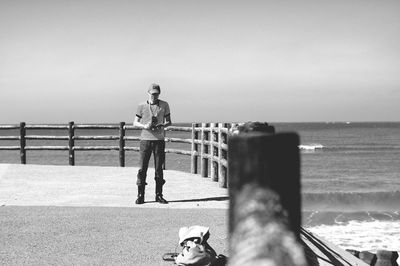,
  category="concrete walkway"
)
[1,164,370,265]
[0,164,229,265]
[0,164,228,209]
